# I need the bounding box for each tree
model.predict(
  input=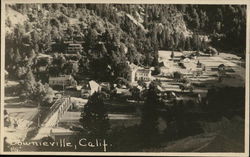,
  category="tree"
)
[21,71,54,127]
[137,79,147,88]
[140,81,161,145]
[191,33,201,51]
[197,60,202,68]
[185,37,191,51]
[79,92,110,138]
[169,36,175,50]
[170,51,174,59]
[6,17,12,27]
[43,83,55,105]
[179,83,193,93]
[28,49,36,59]
[173,71,183,81]
[114,77,129,88]
[152,65,161,75]
[205,87,244,119]
[63,62,79,75]
[14,48,22,64]
[190,8,200,30]
[179,32,186,51]
[218,64,226,82]
[52,53,67,70]
[16,66,28,79]
[130,86,141,101]
[20,70,54,105]
[85,27,99,50]
[79,56,90,73]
